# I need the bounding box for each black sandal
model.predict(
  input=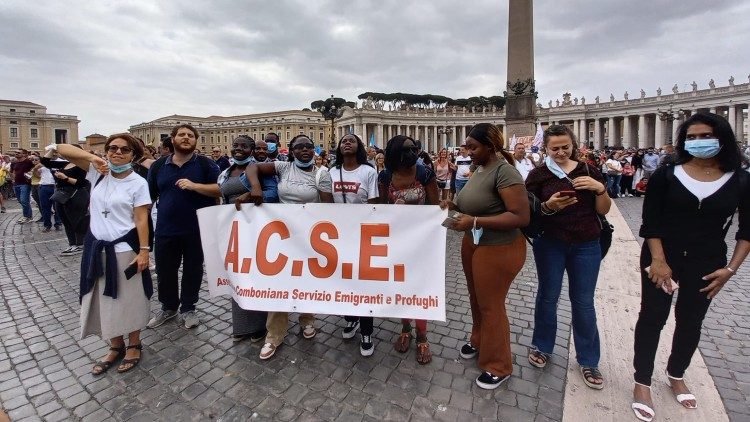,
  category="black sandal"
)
[581,366,604,390]
[528,348,548,368]
[117,344,142,374]
[92,346,125,375]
